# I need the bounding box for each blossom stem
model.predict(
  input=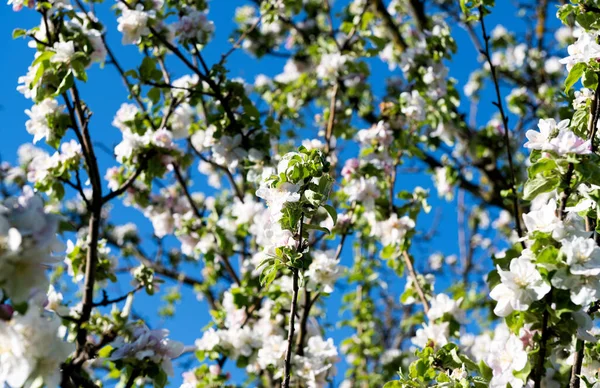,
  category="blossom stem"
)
[402,251,430,315]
